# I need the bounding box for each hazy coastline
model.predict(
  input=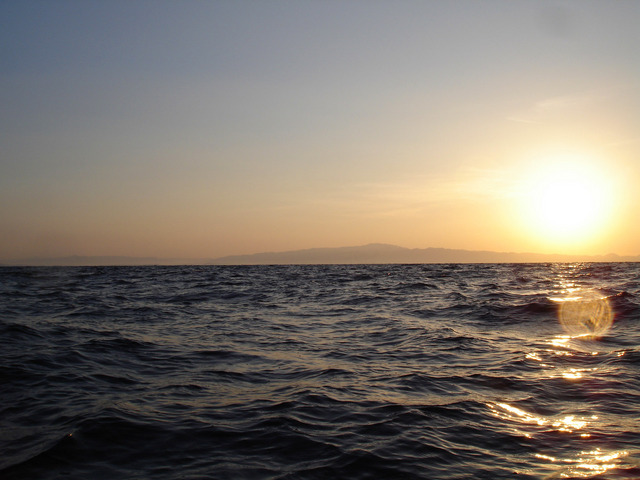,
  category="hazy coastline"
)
[4,244,639,266]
